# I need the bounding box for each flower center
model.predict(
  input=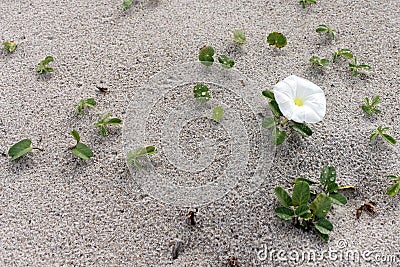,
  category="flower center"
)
[294,96,304,106]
